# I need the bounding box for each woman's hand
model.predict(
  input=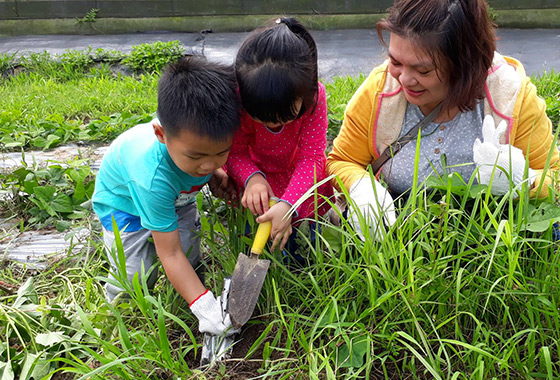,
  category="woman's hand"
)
[242,174,275,215]
[256,201,293,251]
[473,115,536,195]
[348,177,396,241]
